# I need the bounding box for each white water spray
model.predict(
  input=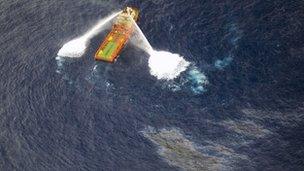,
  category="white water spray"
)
[131,18,208,93]
[131,20,153,54]
[57,11,121,58]
[131,20,190,80]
